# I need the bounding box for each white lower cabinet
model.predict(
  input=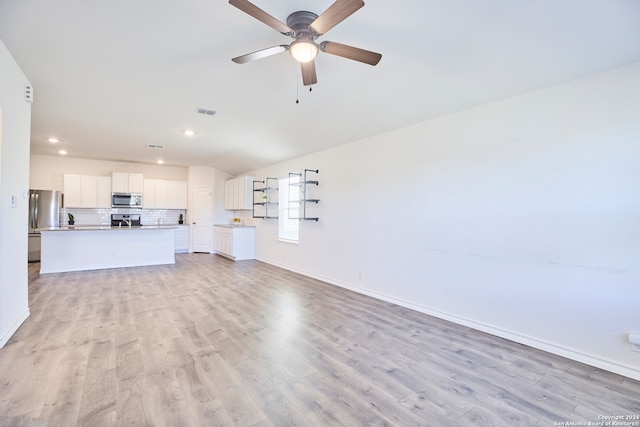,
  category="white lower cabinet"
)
[214,226,255,260]
[174,225,189,253]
